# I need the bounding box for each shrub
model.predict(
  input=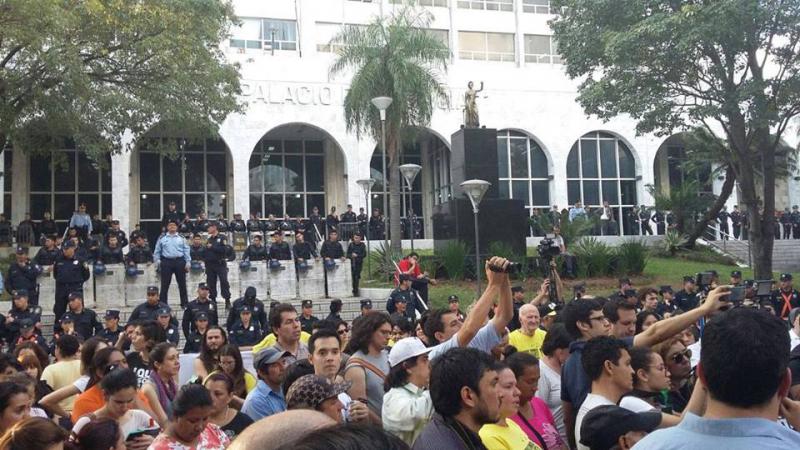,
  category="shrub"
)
[440,240,469,281]
[368,243,405,281]
[615,240,649,275]
[661,231,689,256]
[573,237,614,277]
